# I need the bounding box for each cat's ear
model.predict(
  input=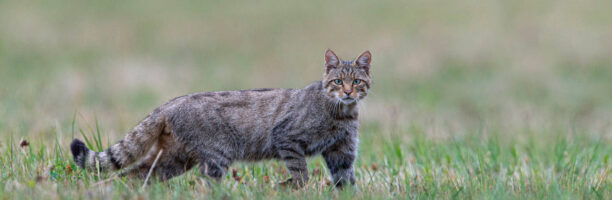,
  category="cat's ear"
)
[325,49,339,73]
[356,50,371,73]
